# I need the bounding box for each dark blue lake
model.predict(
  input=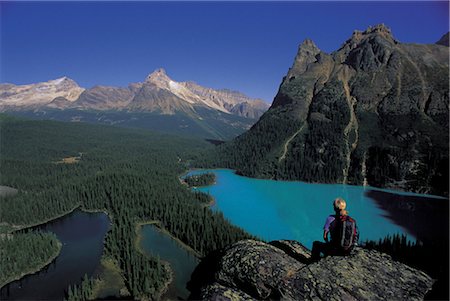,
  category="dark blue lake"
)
[0,209,110,300]
[188,169,448,248]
